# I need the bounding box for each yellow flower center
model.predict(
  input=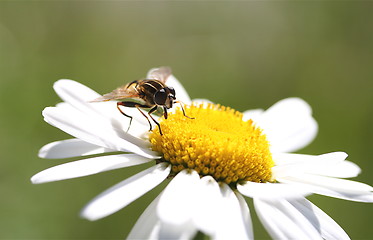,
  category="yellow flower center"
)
[149,103,274,185]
